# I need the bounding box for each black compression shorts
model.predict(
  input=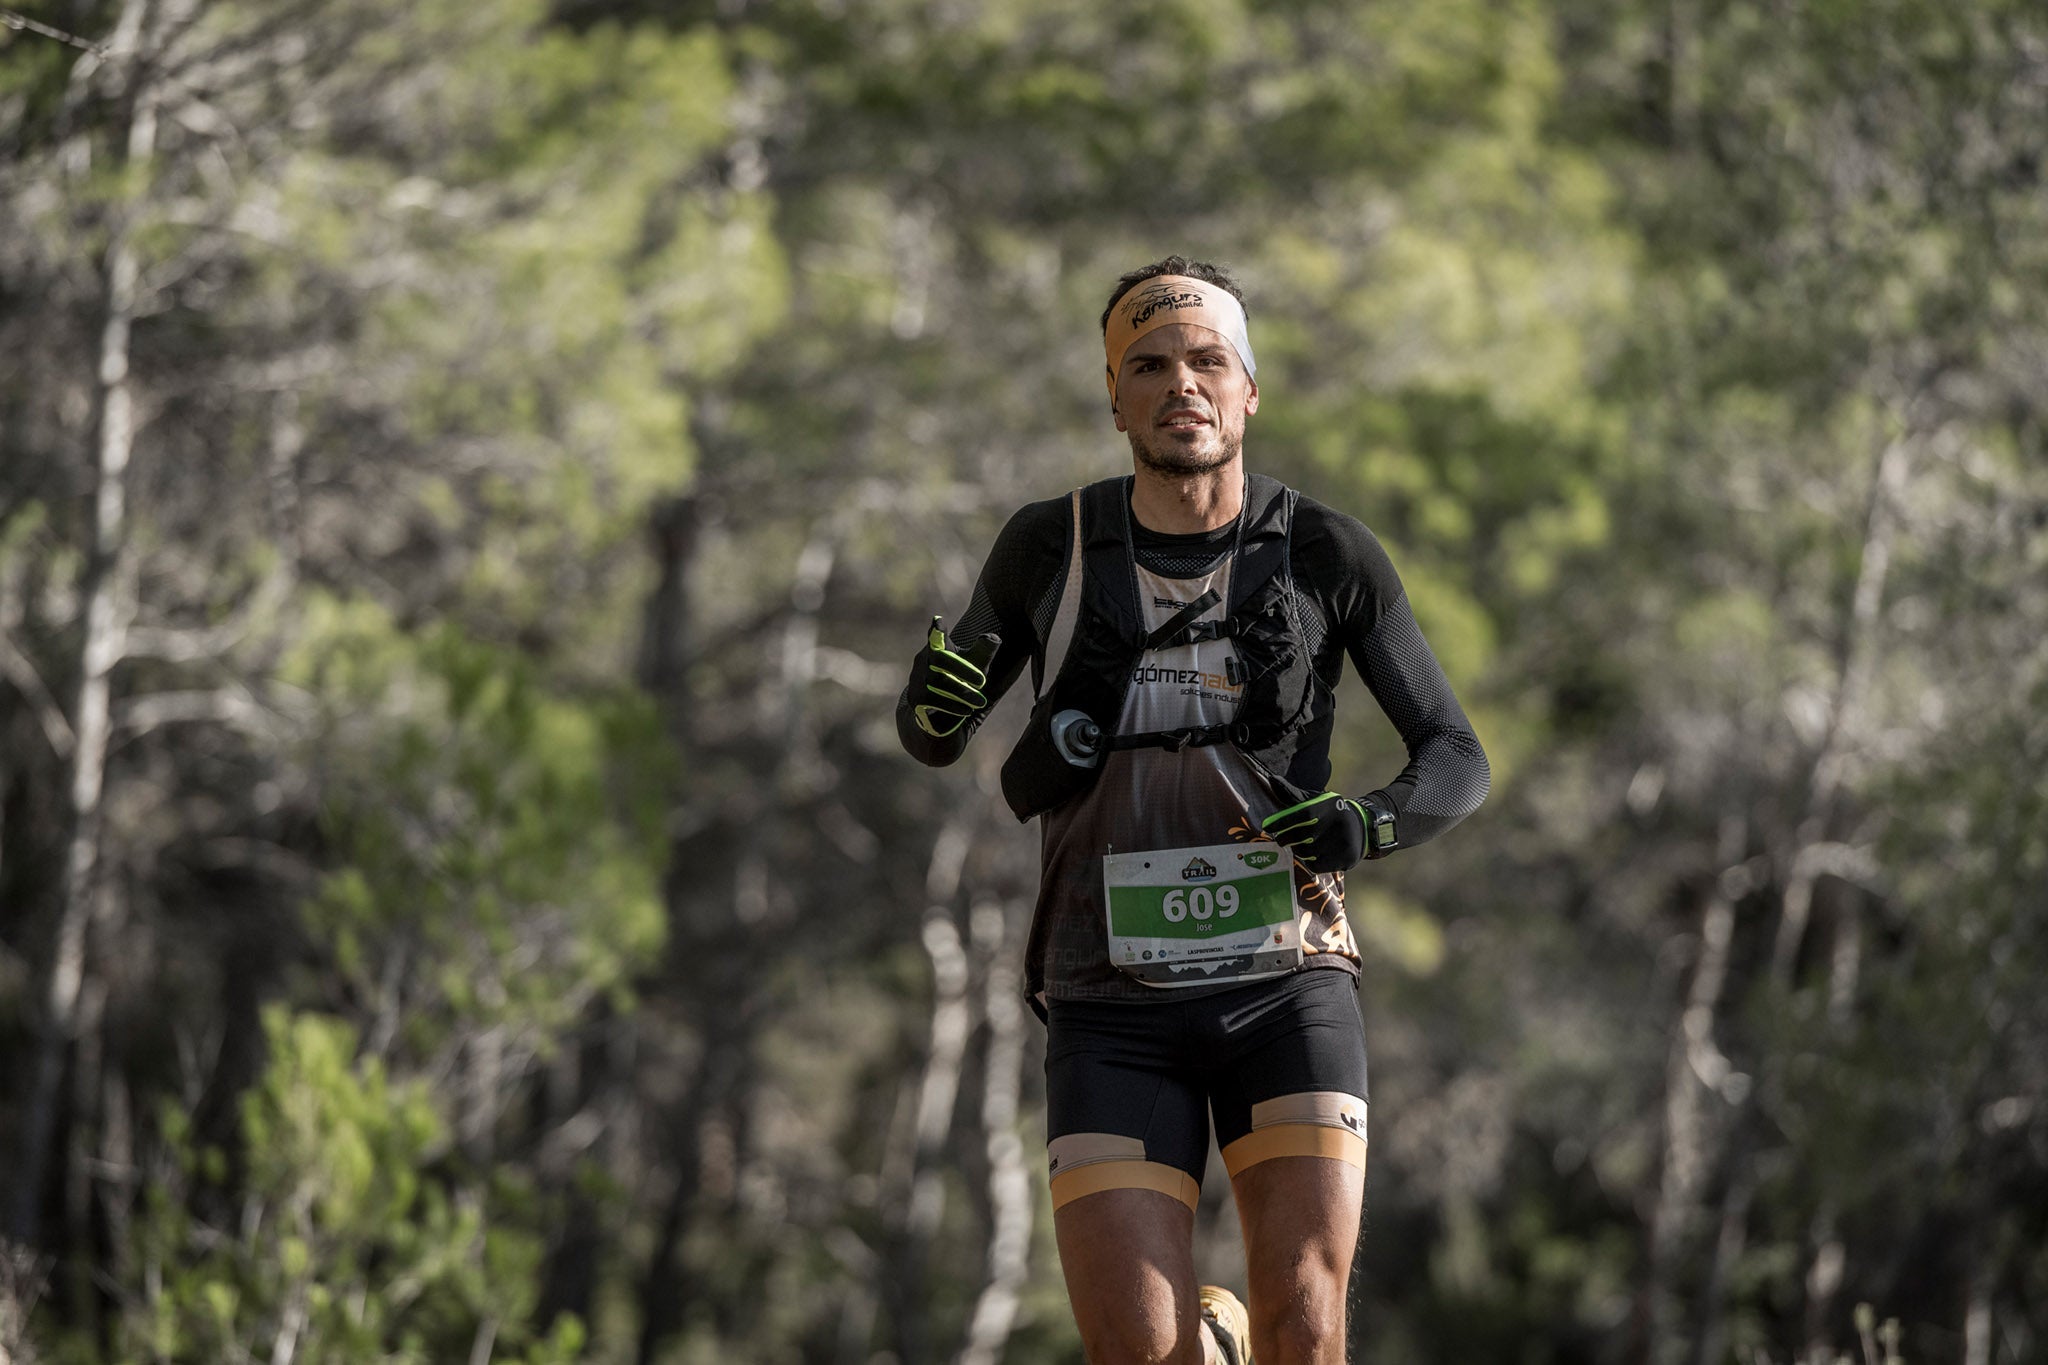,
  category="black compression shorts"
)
[1043,969,1370,1211]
